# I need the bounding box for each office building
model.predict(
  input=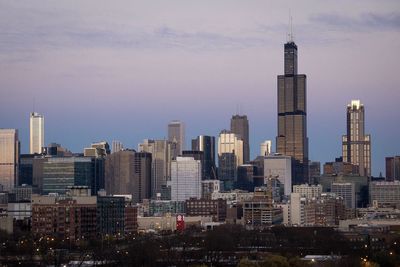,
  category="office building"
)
[105,150,152,203]
[42,157,94,195]
[97,195,126,235]
[185,198,227,222]
[309,161,321,183]
[386,156,400,181]
[230,114,250,163]
[331,182,356,209]
[29,112,44,154]
[139,139,174,199]
[276,38,309,184]
[43,143,72,157]
[260,140,272,156]
[264,155,293,196]
[323,160,360,176]
[342,100,371,177]
[31,193,97,241]
[191,135,216,179]
[168,120,185,157]
[237,164,256,191]
[369,181,400,208]
[84,141,110,157]
[0,129,19,191]
[201,180,221,199]
[292,184,322,199]
[314,193,346,226]
[112,140,124,154]
[182,150,205,179]
[170,157,201,201]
